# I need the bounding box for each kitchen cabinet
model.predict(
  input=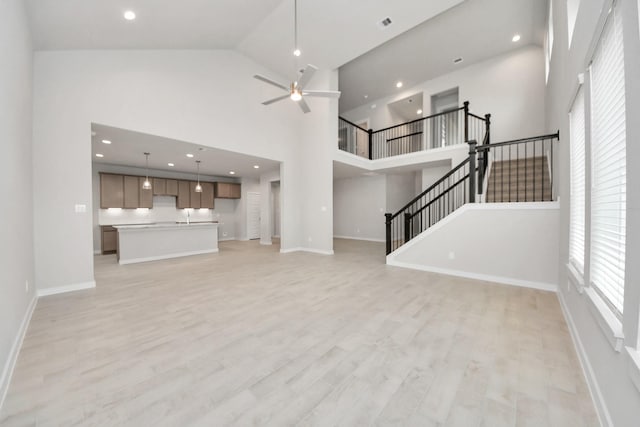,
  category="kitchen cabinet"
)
[200,182,215,209]
[153,178,166,196]
[123,176,140,208]
[215,182,241,199]
[100,173,124,208]
[101,226,117,254]
[189,181,202,209]
[139,178,153,208]
[165,179,178,196]
[152,178,178,196]
[177,180,191,209]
